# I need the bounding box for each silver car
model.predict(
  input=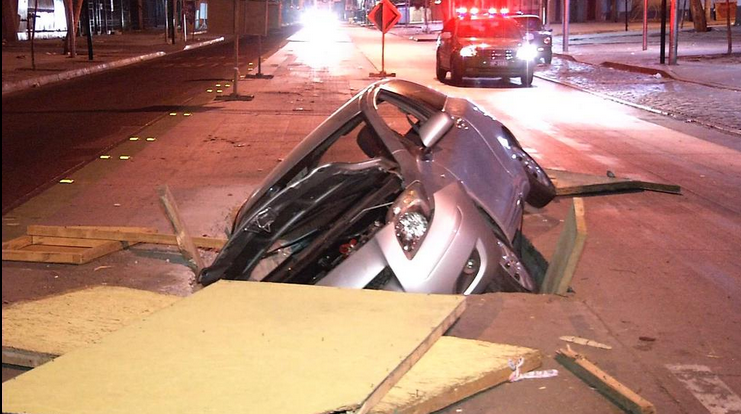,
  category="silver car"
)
[199,79,555,294]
